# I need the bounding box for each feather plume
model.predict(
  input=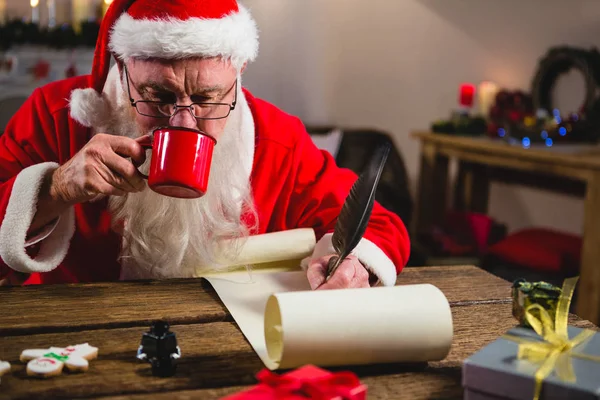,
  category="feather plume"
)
[326,143,391,278]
